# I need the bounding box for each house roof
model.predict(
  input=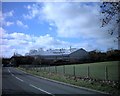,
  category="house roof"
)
[25,48,78,56]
